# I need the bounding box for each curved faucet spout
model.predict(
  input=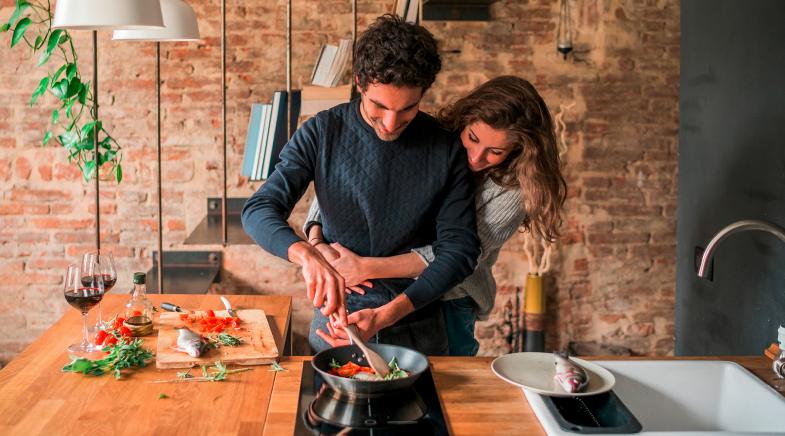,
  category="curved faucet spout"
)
[697,219,785,278]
